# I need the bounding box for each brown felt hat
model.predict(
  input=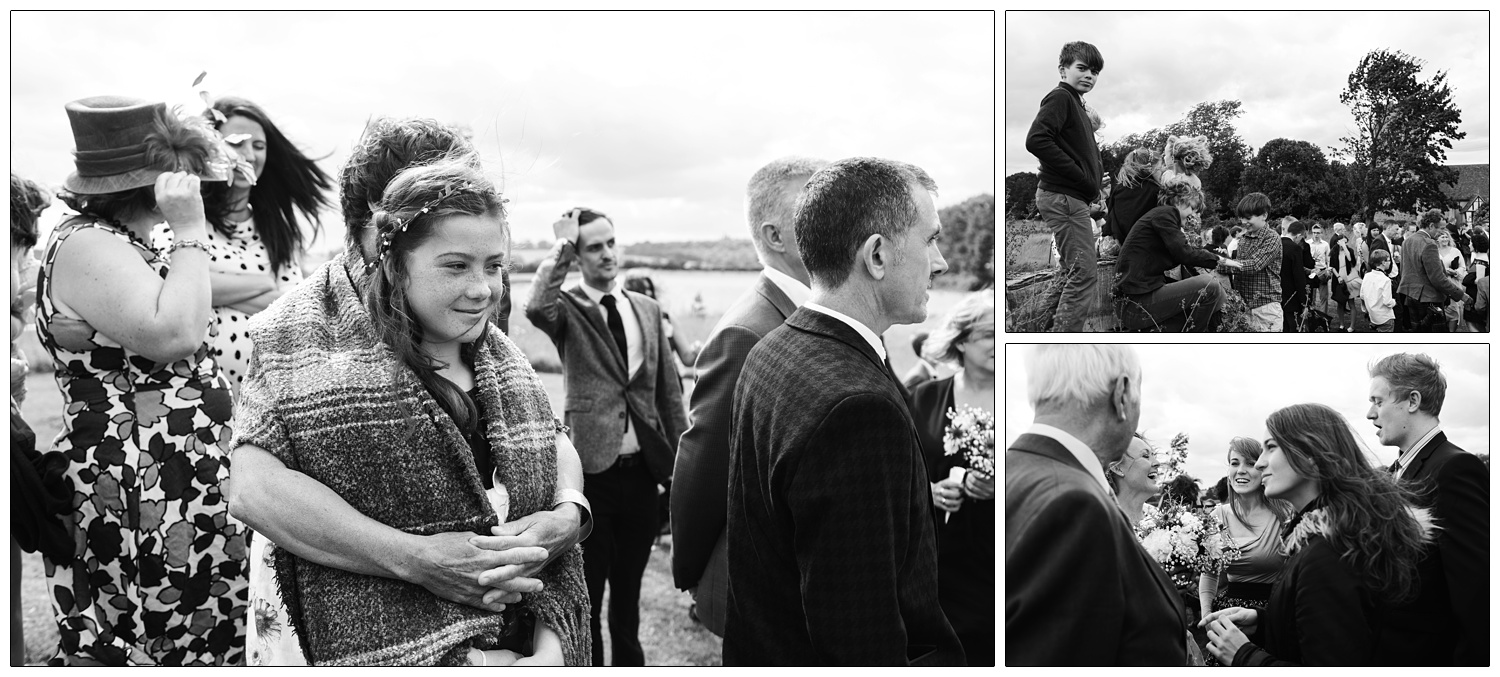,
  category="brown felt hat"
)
[63,95,229,195]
